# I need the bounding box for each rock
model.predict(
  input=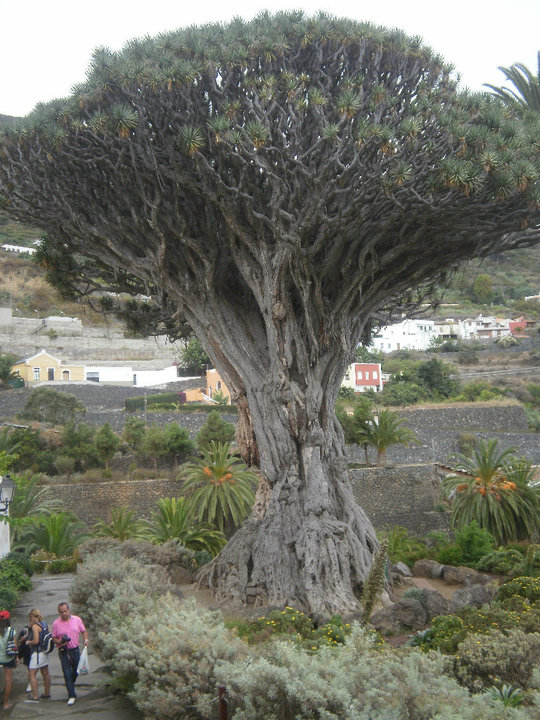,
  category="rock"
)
[422,589,450,621]
[393,561,413,578]
[370,598,427,634]
[450,584,497,611]
[442,566,478,585]
[412,559,445,579]
[464,572,493,586]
